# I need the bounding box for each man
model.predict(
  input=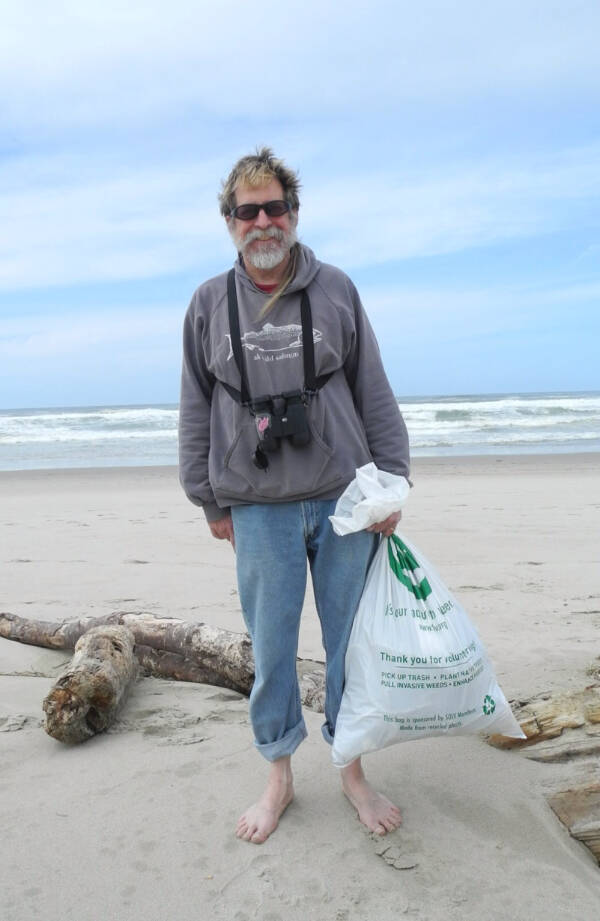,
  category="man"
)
[179,148,410,844]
